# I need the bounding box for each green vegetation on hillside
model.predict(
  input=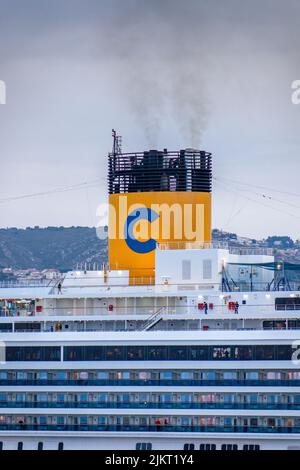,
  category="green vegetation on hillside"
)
[0,227,107,271]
